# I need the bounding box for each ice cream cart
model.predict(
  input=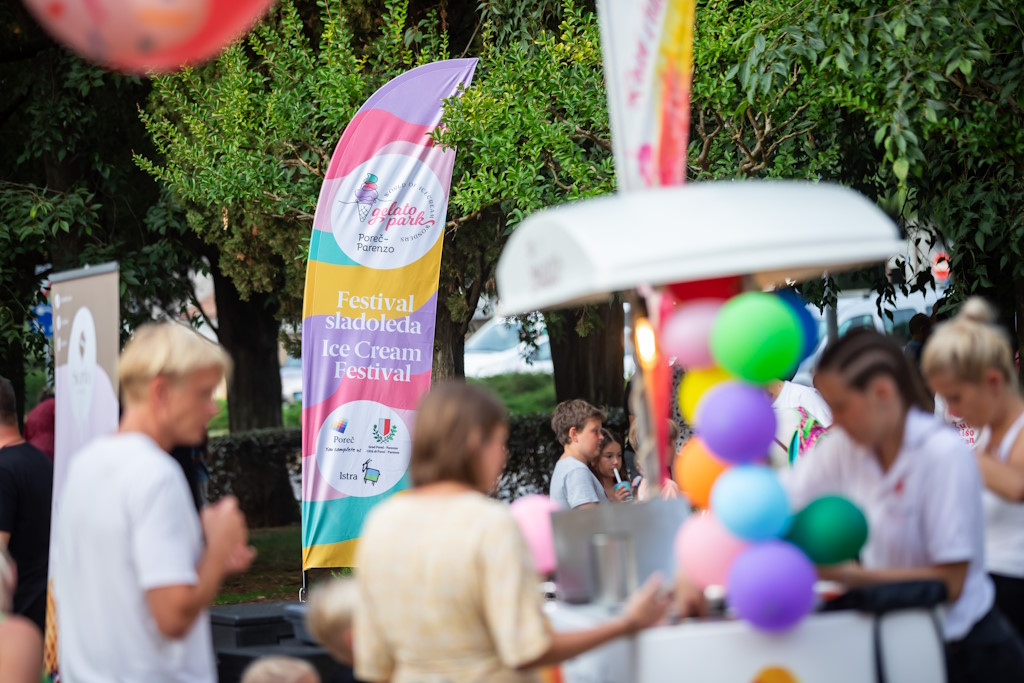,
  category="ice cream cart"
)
[495,181,947,683]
